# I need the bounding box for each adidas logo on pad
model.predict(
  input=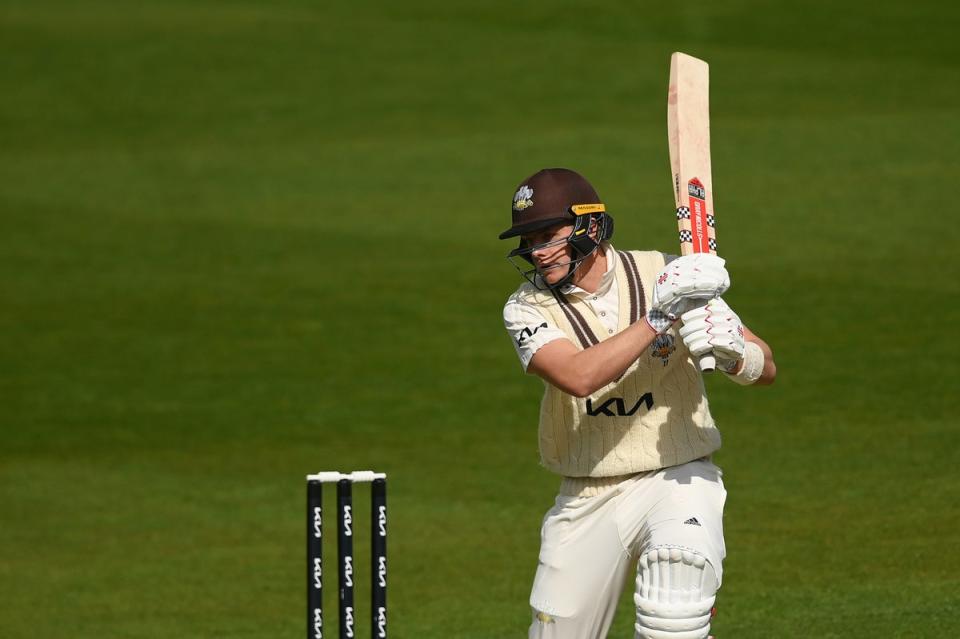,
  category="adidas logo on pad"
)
[683,517,701,526]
